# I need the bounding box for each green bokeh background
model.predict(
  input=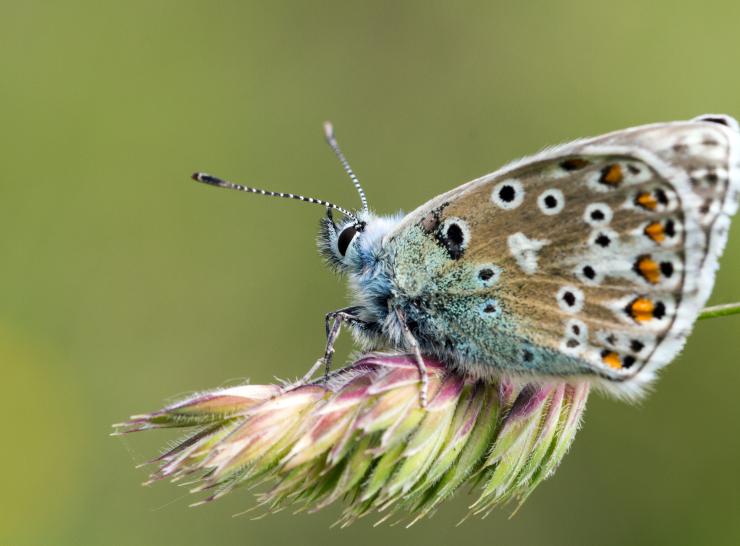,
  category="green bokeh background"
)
[3,1,740,545]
